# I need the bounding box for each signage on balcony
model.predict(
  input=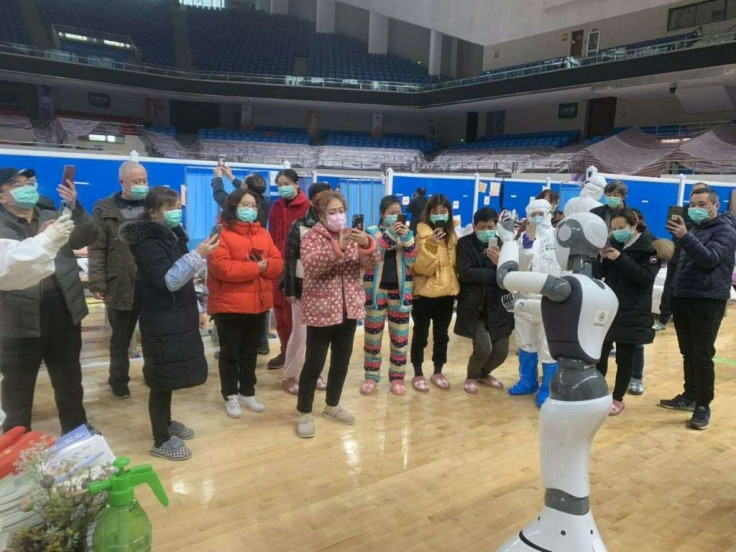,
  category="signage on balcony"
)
[88,92,110,109]
[558,102,578,118]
